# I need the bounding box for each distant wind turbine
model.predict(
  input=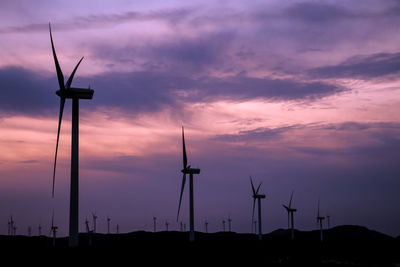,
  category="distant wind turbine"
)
[228,216,232,232]
[50,211,58,247]
[326,213,331,229]
[92,212,98,233]
[205,219,209,233]
[222,220,226,232]
[317,199,325,242]
[38,224,42,236]
[49,23,94,247]
[283,190,297,240]
[153,217,157,232]
[107,217,111,234]
[250,176,266,240]
[165,220,169,232]
[177,126,201,242]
